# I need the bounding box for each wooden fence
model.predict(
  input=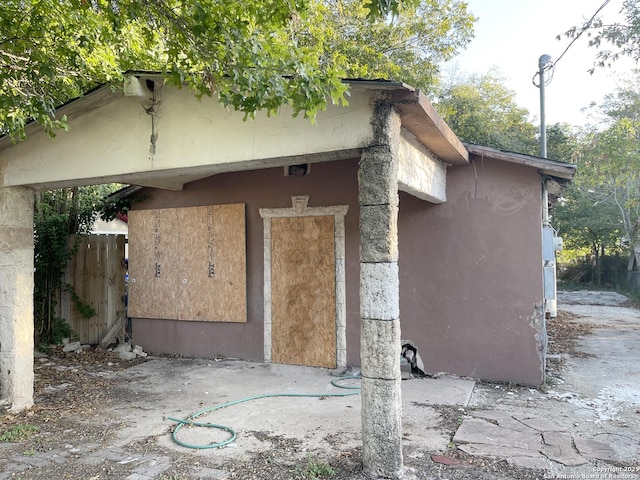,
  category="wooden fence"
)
[58,234,127,345]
